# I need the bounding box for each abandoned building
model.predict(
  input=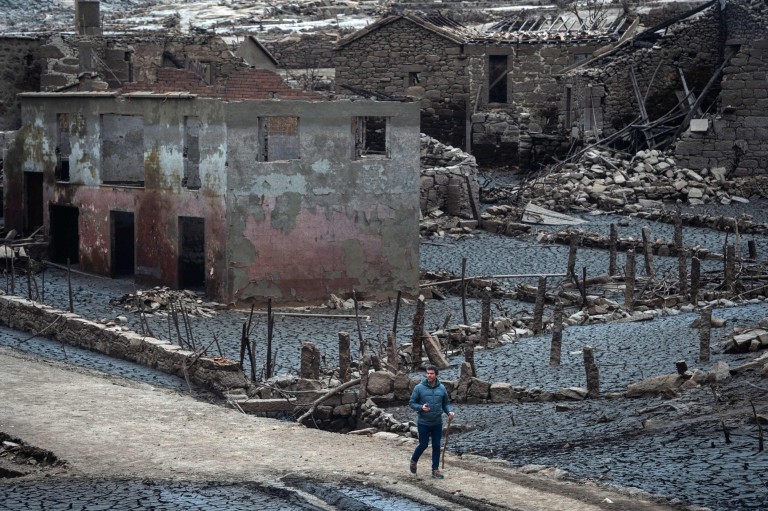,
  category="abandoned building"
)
[334,10,636,167]
[561,0,768,176]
